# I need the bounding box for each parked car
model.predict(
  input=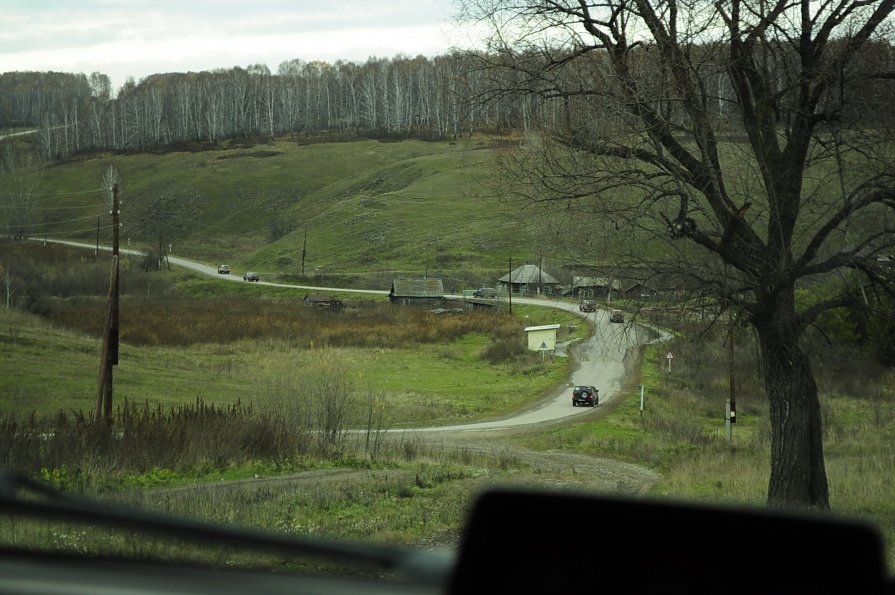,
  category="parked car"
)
[243,271,260,282]
[579,300,595,312]
[473,287,497,298]
[217,264,230,274]
[572,385,599,407]
[609,309,624,323]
